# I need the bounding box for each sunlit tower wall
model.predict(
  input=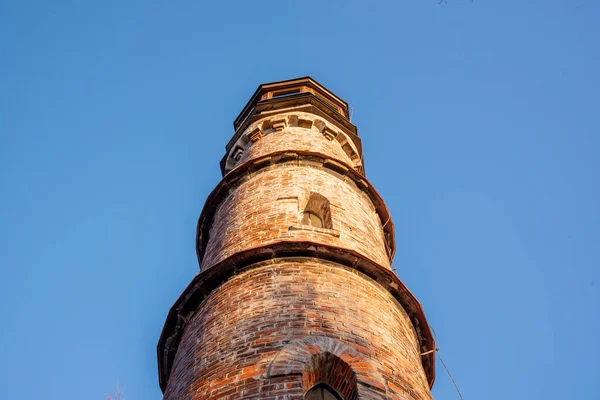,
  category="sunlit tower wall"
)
[157,77,436,399]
